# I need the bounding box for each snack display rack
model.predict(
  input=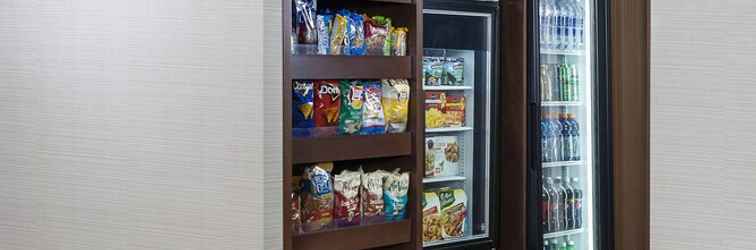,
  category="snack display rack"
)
[282,0,423,249]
